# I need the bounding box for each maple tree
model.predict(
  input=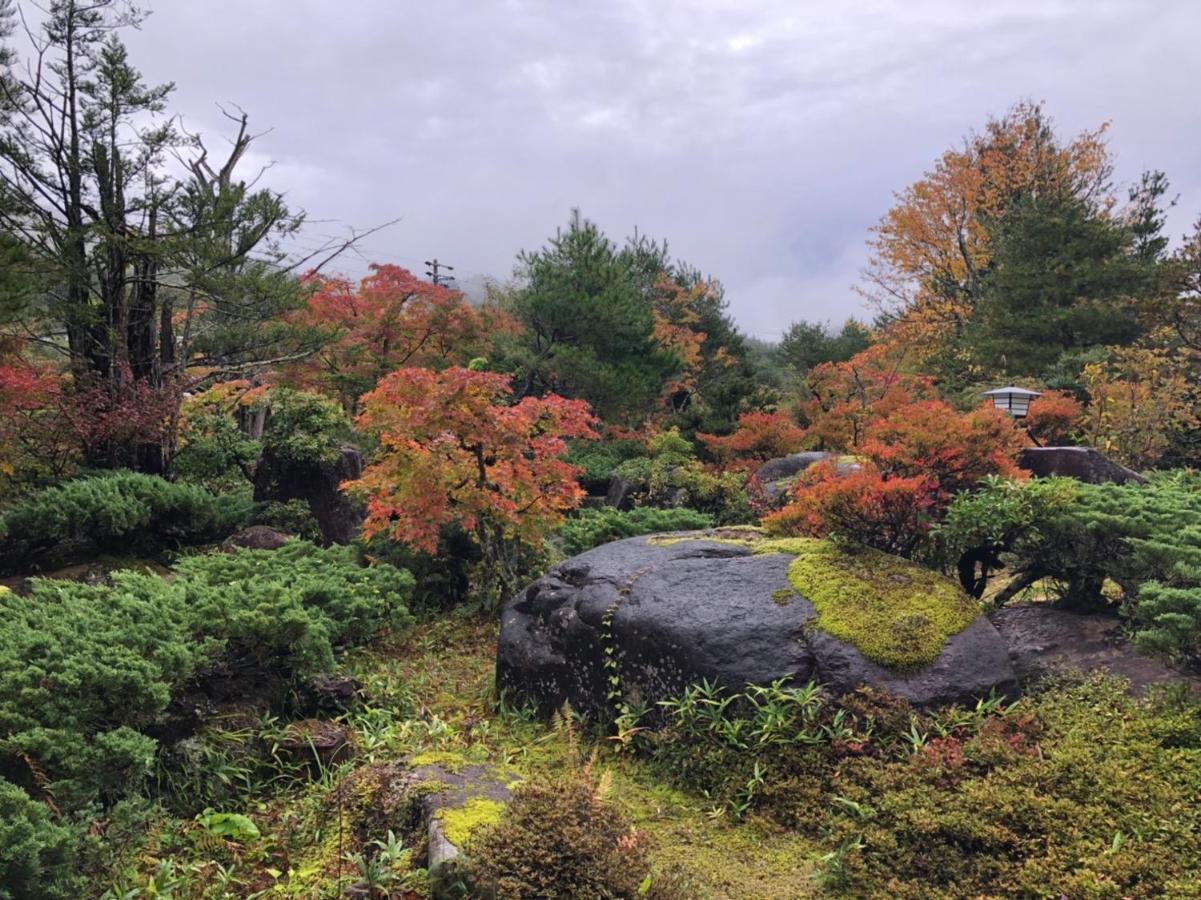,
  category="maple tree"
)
[763,462,938,558]
[697,411,806,472]
[347,366,598,560]
[282,265,512,409]
[798,344,936,451]
[1024,390,1083,446]
[766,398,1024,556]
